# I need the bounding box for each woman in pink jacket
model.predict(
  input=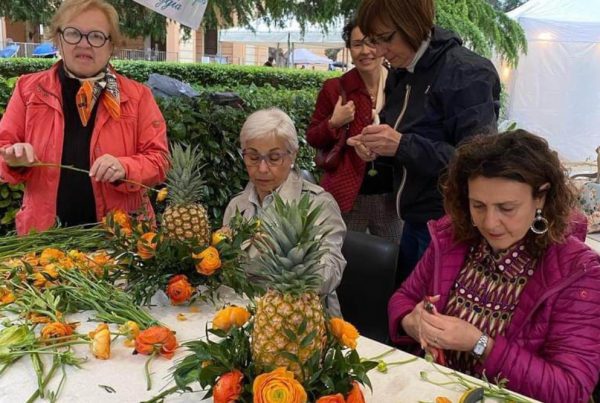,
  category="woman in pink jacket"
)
[389,130,600,402]
[0,0,168,235]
